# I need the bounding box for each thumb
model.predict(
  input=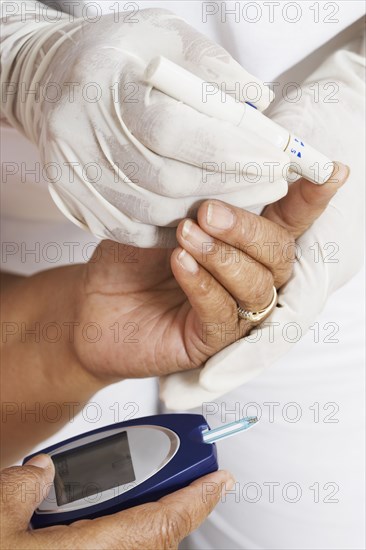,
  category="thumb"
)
[262,161,350,239]
[0,455,55,533]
